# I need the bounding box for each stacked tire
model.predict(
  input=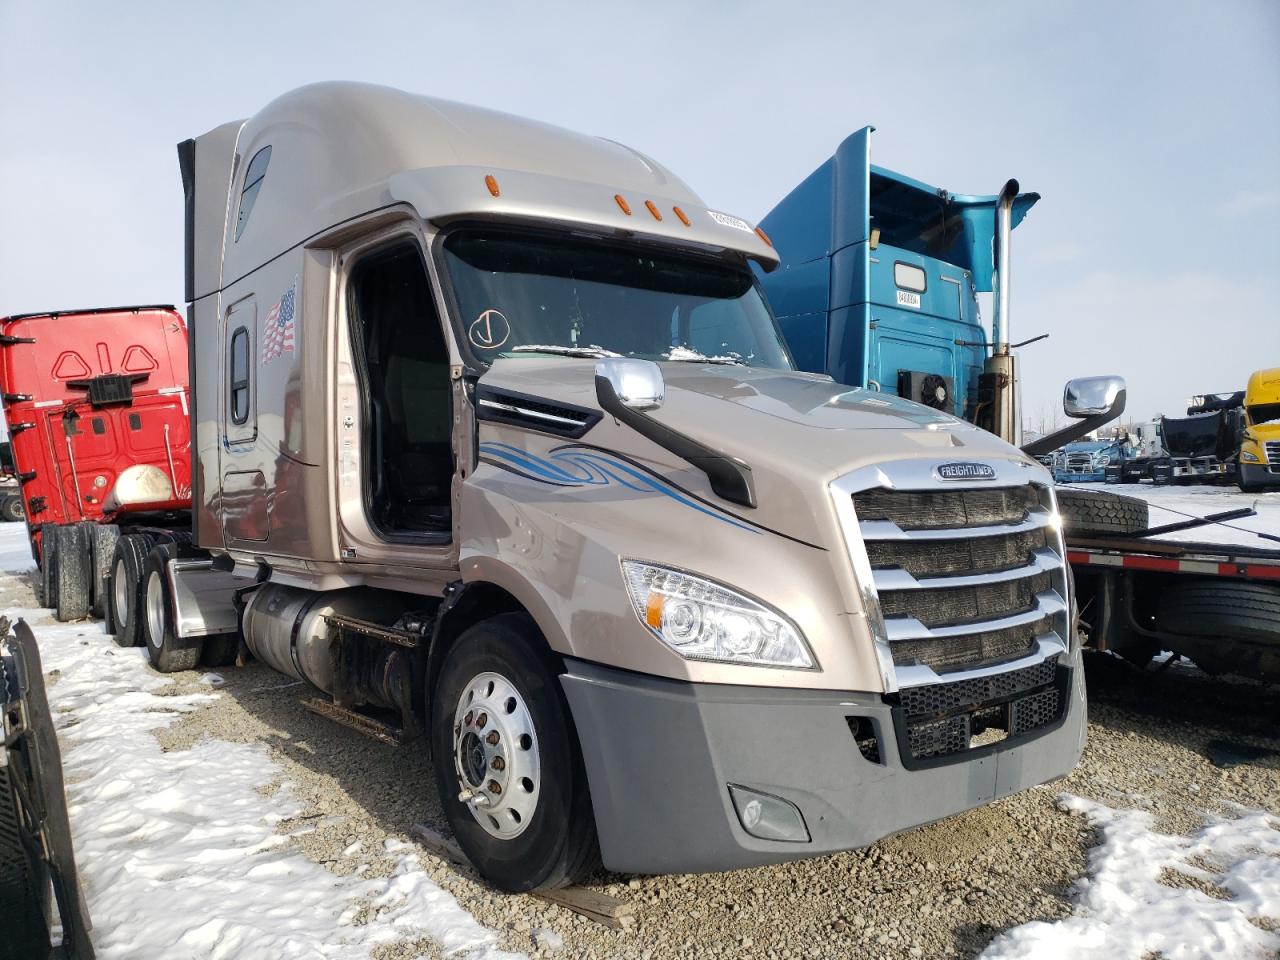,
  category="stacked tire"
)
[1054,487,1149,537]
